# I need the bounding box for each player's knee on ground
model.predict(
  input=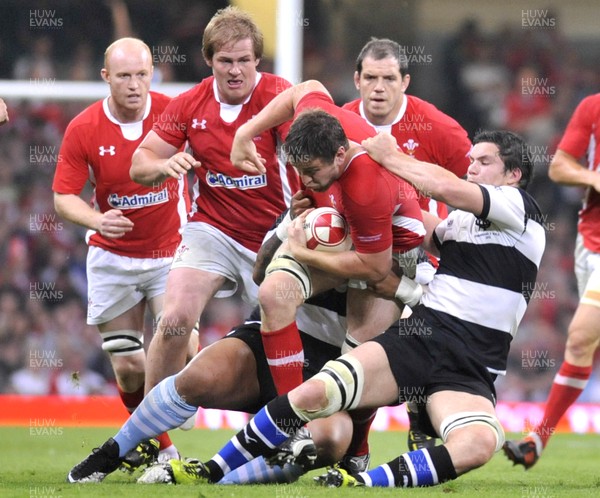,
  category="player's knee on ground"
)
[308,414,353,466]
[440,412,504,471]
[289,355,365,421]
